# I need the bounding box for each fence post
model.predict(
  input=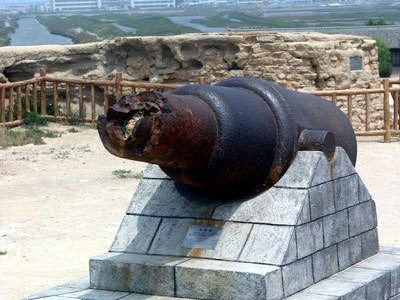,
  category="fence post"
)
[383,79,391,143]
[347,94,353,125]
[17,86,22,121]
[40,68,46,116]
[115,73,123,101]
[25,85,30,113]
[0,87,4,123]
[53,81,58,117]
